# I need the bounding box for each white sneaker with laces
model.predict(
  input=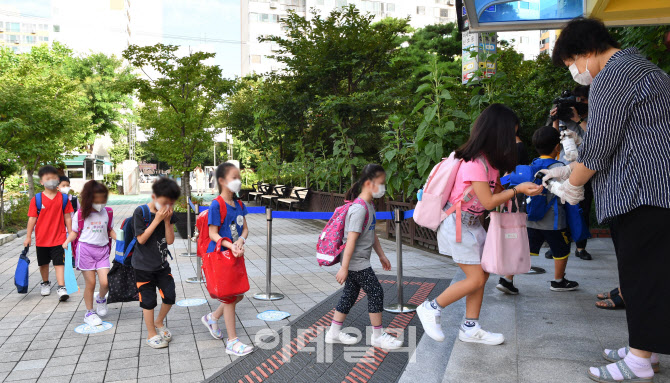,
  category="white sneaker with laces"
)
[84,312,102,326]
[146,335,168,349]
[40,281,51,296]
[416,301,445,341]
[324,330,359,345]
[458,327,505,345]
[371,332,402,350]
[95,293,108,317]
[57,286,69,302]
